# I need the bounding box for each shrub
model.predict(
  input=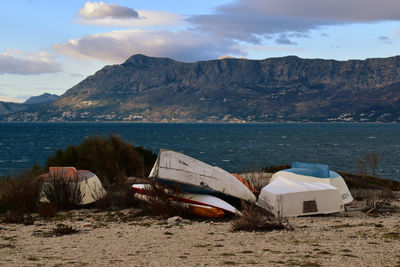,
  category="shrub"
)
[339,172,400,191]
[356,151,383,177]
[46,134,157,186]
[95,176,136,210]
[37,203,58,218]
[231,203,290,232]
[0,173,42,223]
[42,174,84,210]
[261,164,290,173]
[136,183,190,218]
